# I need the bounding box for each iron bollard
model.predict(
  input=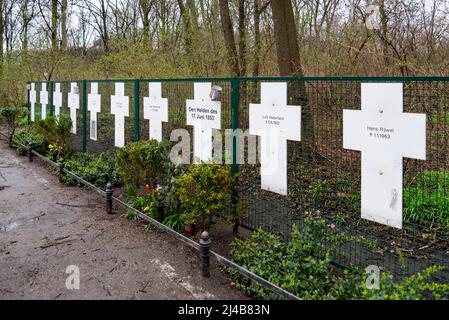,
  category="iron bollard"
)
[200,231,211,278]
[58,158,65,183]
[8,132,13,148]
[232,220,240,235]
[106,182,113,215]
[27,142,34,162]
